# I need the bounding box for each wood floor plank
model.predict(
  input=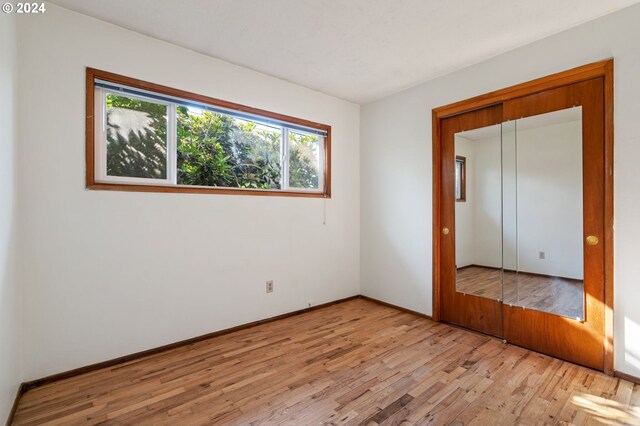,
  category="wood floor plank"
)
[11,299,640,425]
